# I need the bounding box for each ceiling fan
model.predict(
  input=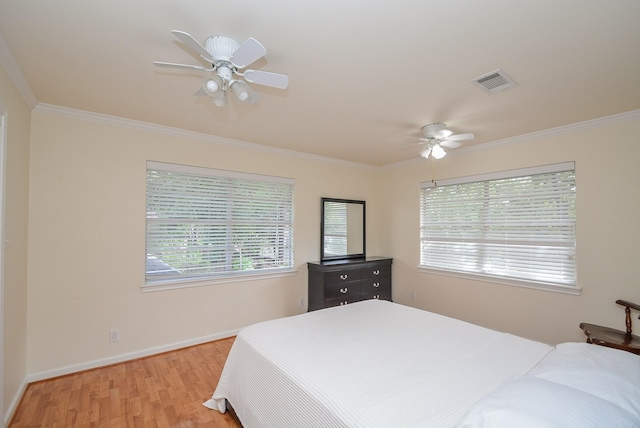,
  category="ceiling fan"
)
[407,123,475,159]
[154,30,289,106]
